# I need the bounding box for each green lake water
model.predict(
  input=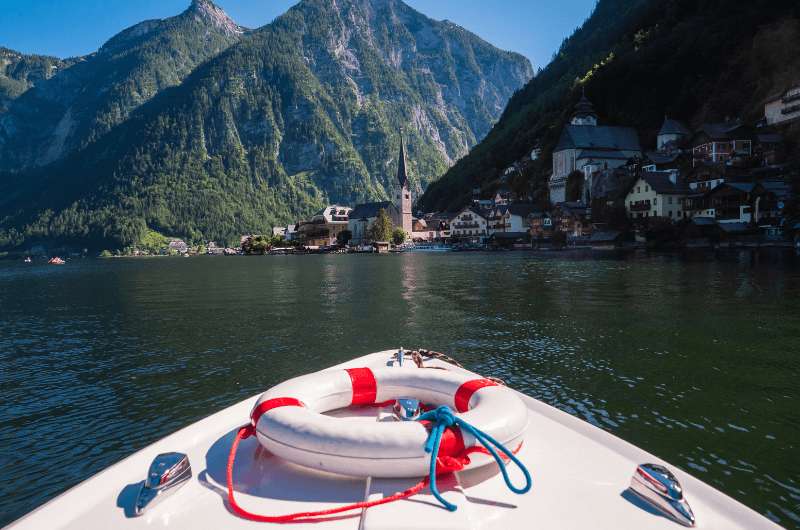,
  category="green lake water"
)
[1,251,798,527]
